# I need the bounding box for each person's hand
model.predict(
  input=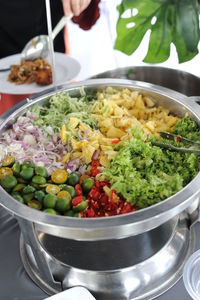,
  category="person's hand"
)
[62,0,92,17]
